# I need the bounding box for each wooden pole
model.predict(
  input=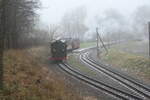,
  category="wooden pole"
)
[96,27,99,57]
[148,22,150,59]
